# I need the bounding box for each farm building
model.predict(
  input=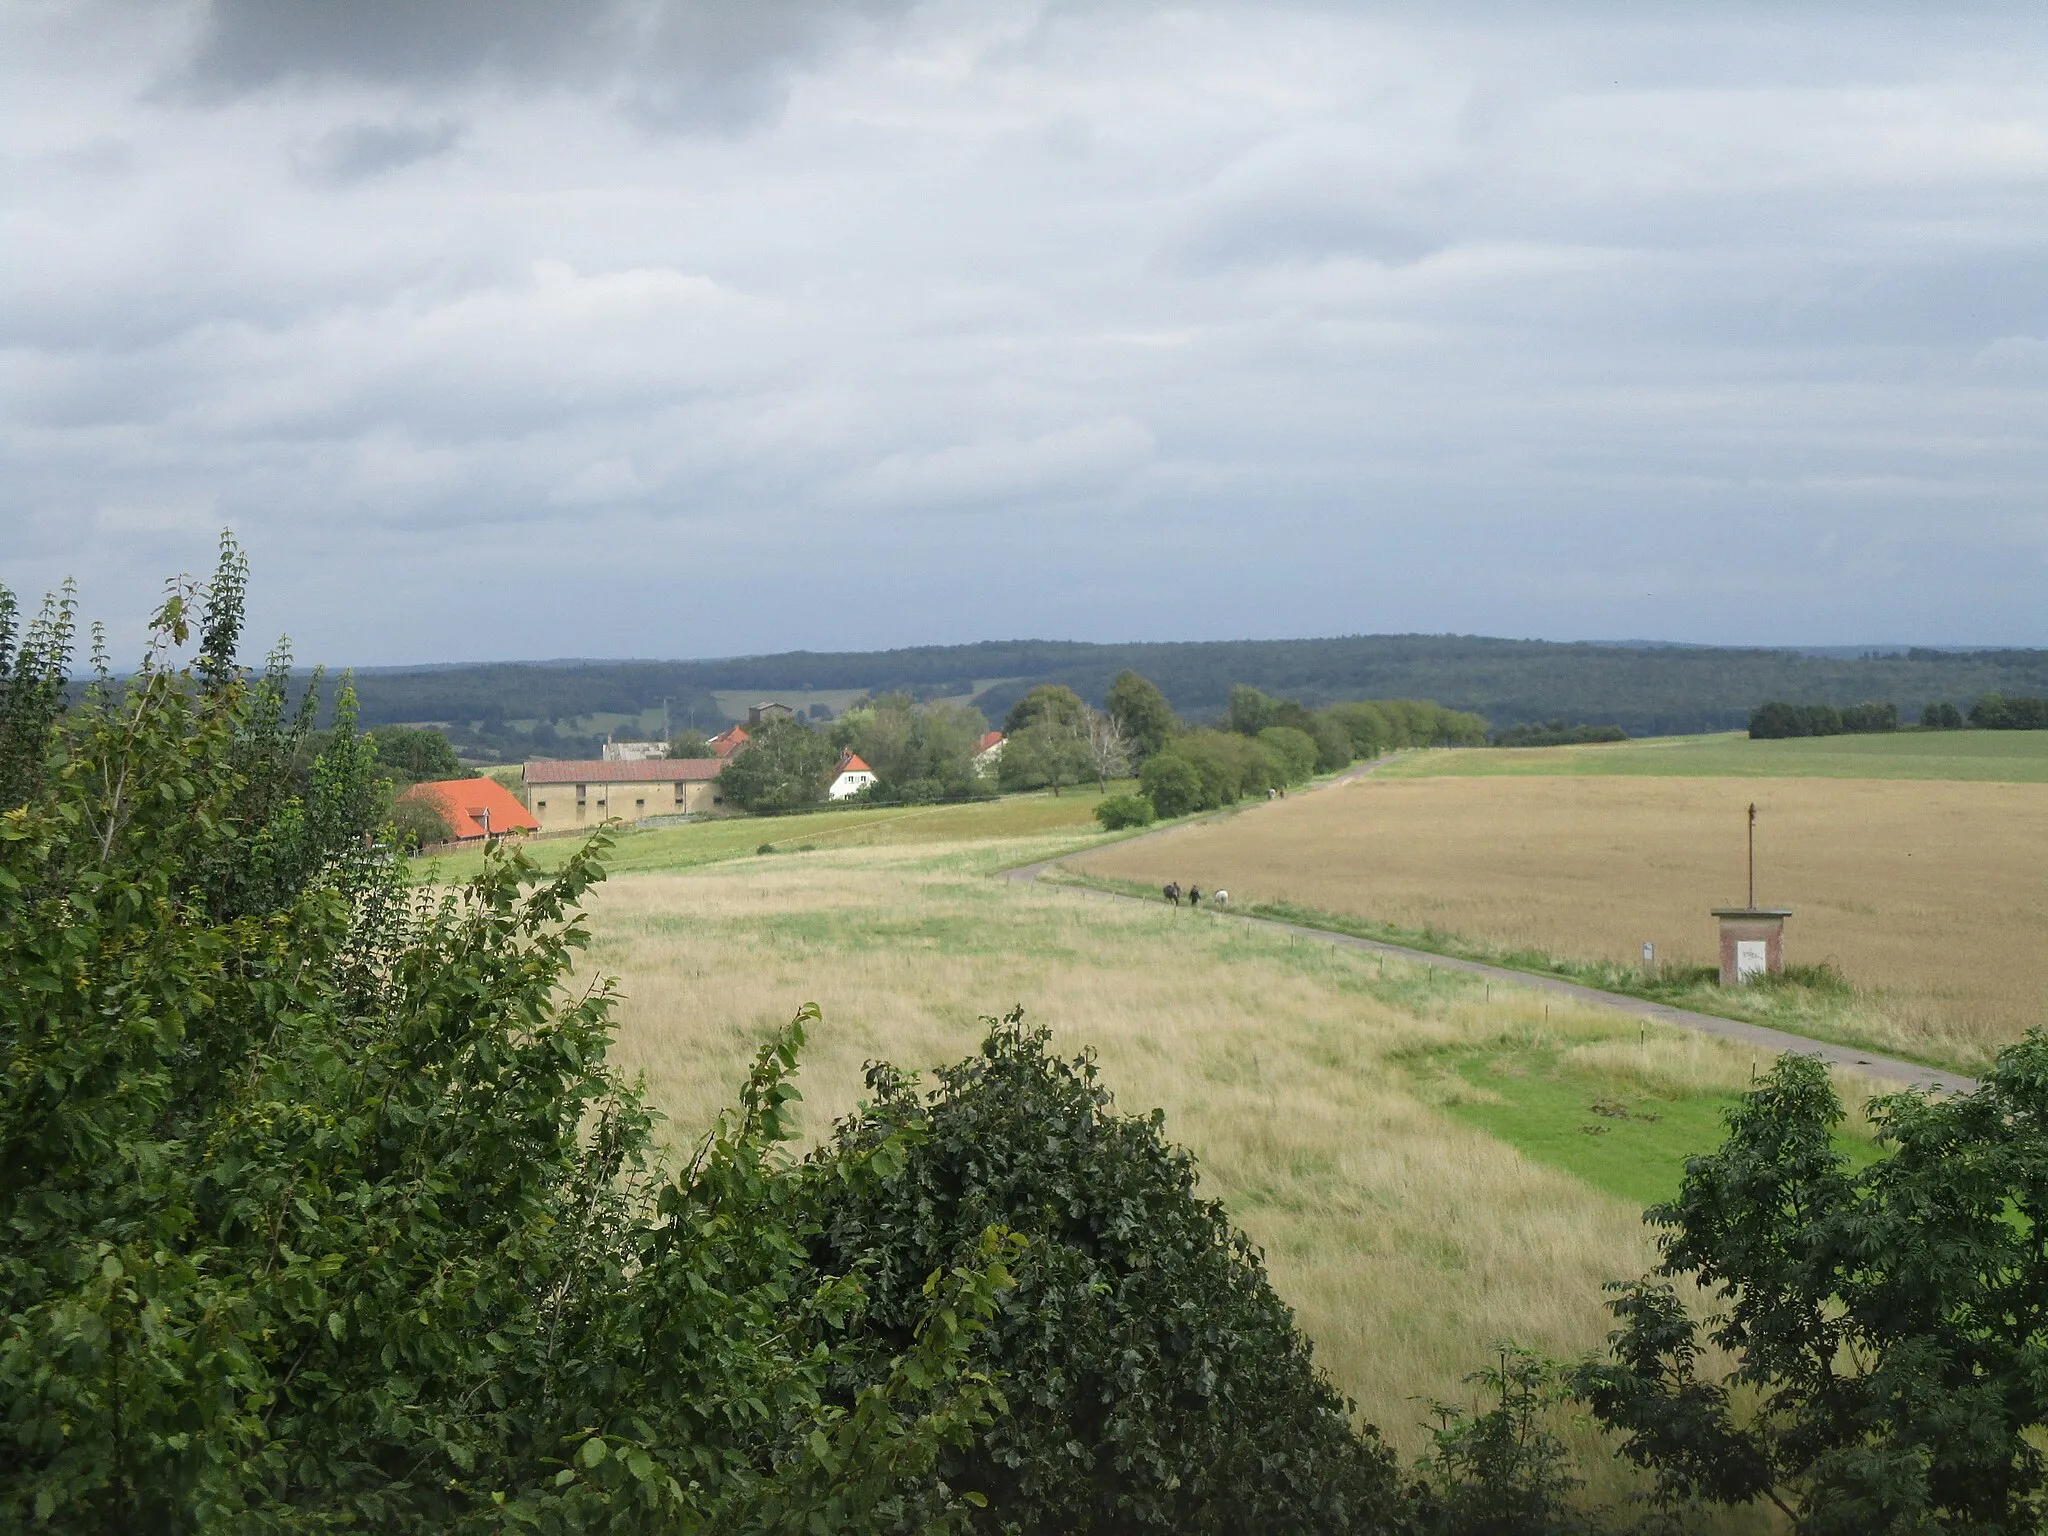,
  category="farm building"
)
[522,758,732,831]
[747,702,794,725]
[973,731,1005,769]
[828,750,878,800]
[397,778,539,842]
[601,740,669,762]
[707,725,750,757]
